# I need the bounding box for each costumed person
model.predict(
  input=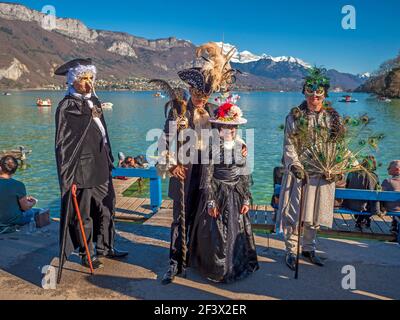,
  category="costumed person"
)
[154,42,244,285]
[277,67,344,271]
[189,94,259,283]
[54,58,128,281]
